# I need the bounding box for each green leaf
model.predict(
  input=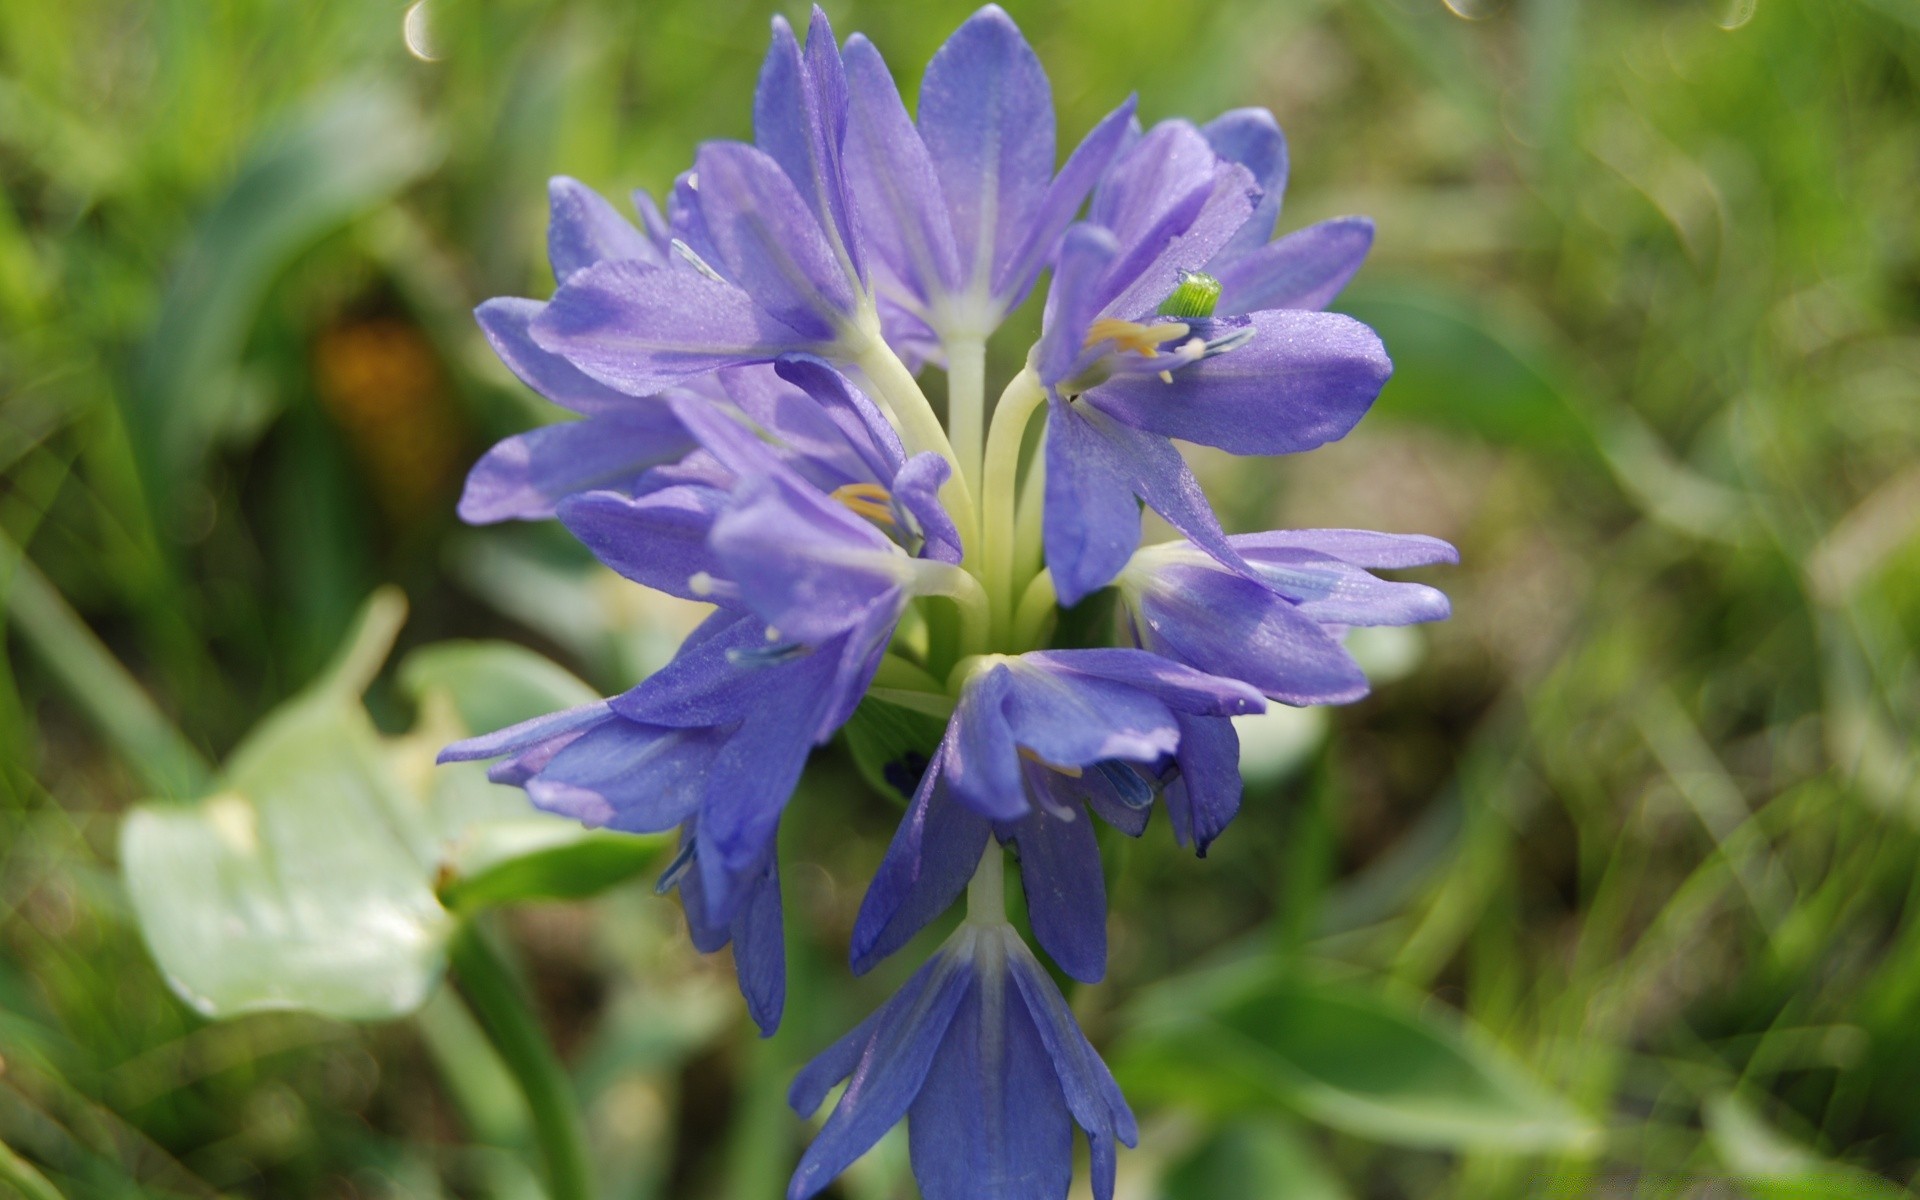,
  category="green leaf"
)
[842,694,948,806]
[1340,284,1599,462]
[1118,965,1597,1154]
[122,591,449,1021]
[398,640,600,738]
[1705,1093,1912,1200]
[438,831,668,912]
[120,592,658,1022]
[1161,1118,1352,1200]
